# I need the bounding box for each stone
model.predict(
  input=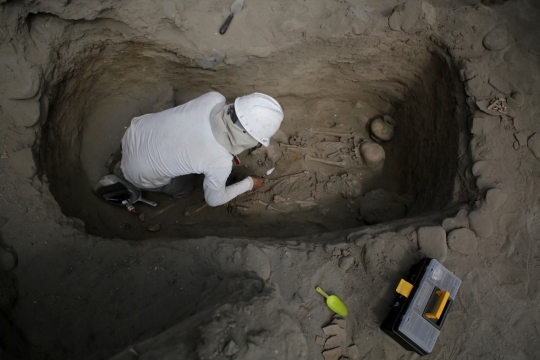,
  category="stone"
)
[447,228,477,255]
[223,340,239,356]
[315,335,325,346]
[339,256,354,271]
[472,161,490,177]
[483,25,508,51]
[324,335,342,349]
[388,0,423,33]
[528,133,540,159]
[466,77,492,98]
[442,209,469,232]
[138,213,146,222]
[417,226,447,262]
[485,188,507,211]
[1,98,40,127]
[346,345,359,359]
[354,234,372,247]
[332,316,346,328]
[422,2,437,25]
[0,248,16,271]
[468,211,493,238]
[0,56,41,100]
[147,224,161,232]
[322,347,342,360]
[9,148,36,178]
[322,324,346,339]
